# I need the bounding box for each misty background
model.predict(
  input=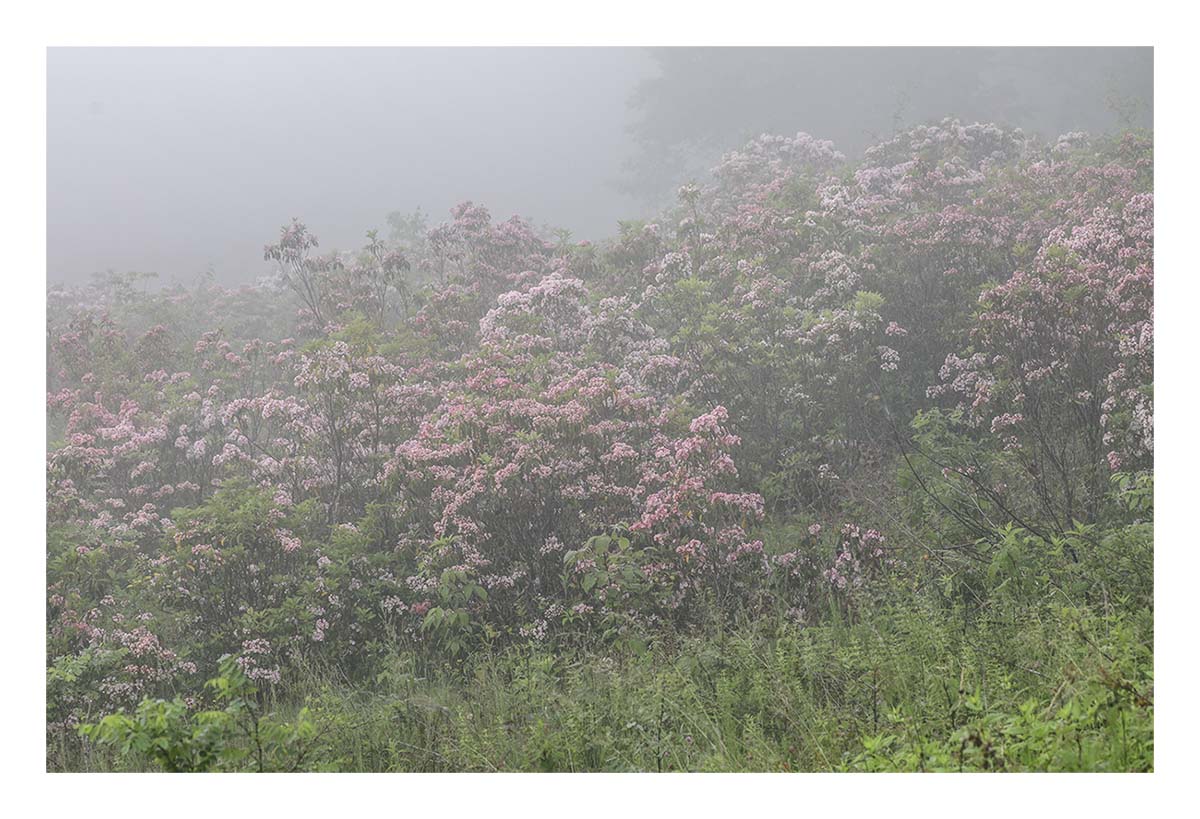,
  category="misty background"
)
[48,47,1151,285]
